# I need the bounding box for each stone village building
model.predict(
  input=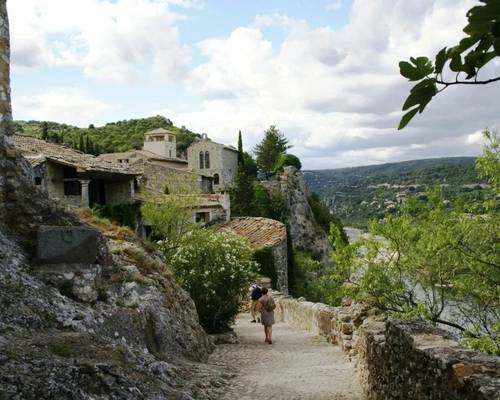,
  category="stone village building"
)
[99,128,238,224]
[187,133,239,192]
[14,135,137,208]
